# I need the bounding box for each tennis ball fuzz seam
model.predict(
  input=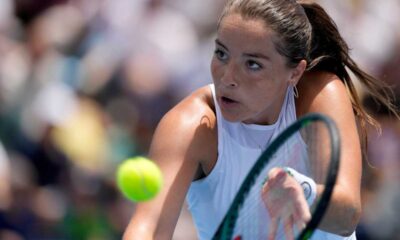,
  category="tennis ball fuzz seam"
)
[116,157,163,202]
[132,163,153,199]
